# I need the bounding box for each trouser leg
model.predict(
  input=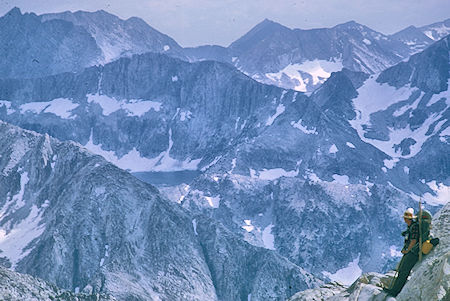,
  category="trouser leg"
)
[390,252,418,296]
